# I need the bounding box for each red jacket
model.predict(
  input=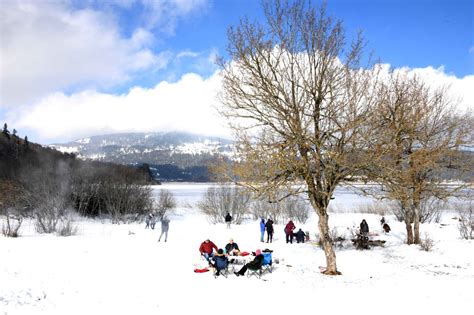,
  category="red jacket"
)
[199,240,218,255]
[284,221,296,234]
